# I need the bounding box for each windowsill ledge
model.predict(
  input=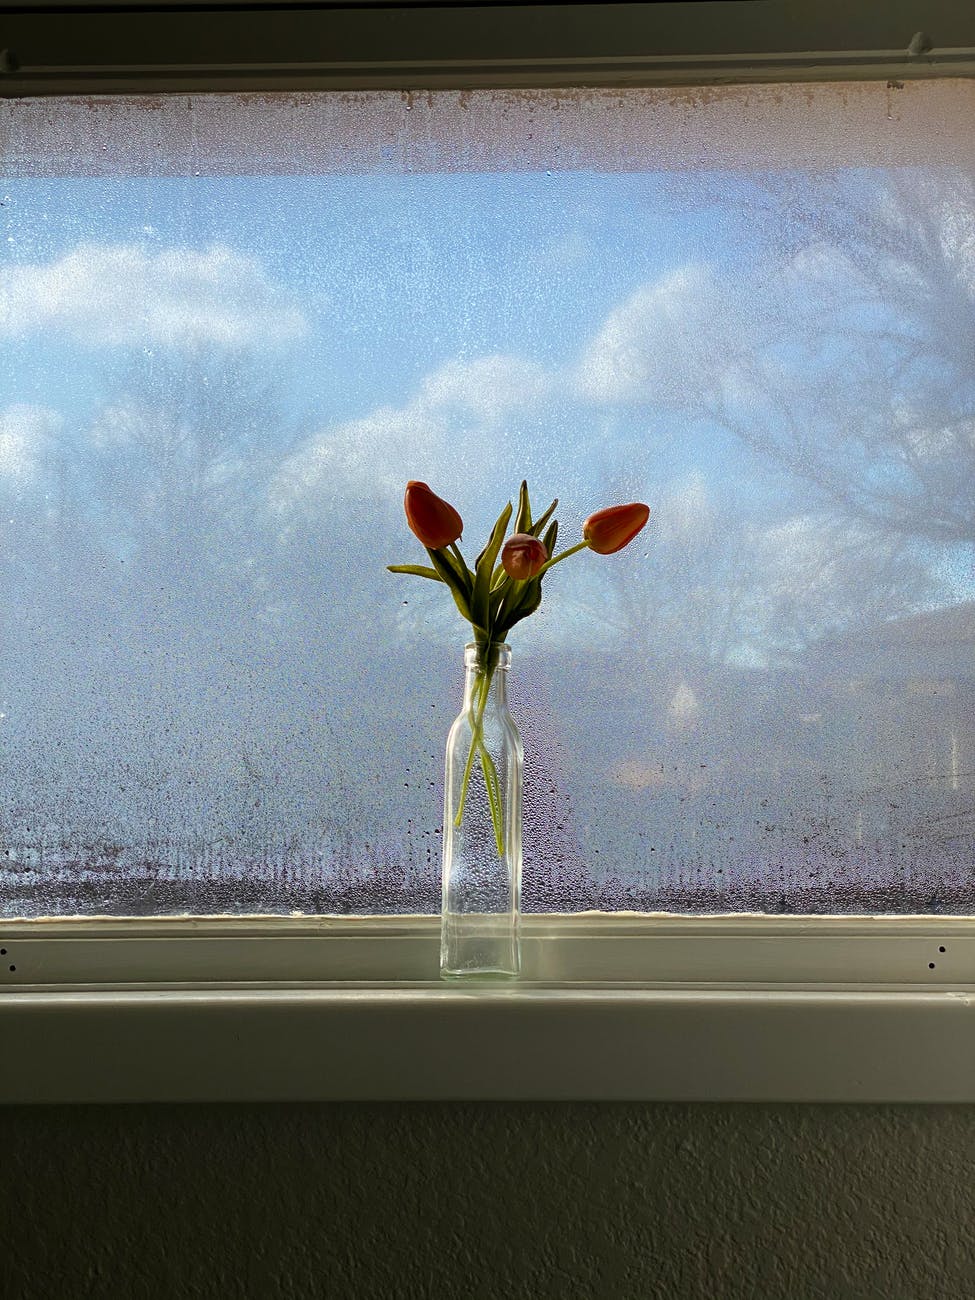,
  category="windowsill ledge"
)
[2,914,973,1103]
